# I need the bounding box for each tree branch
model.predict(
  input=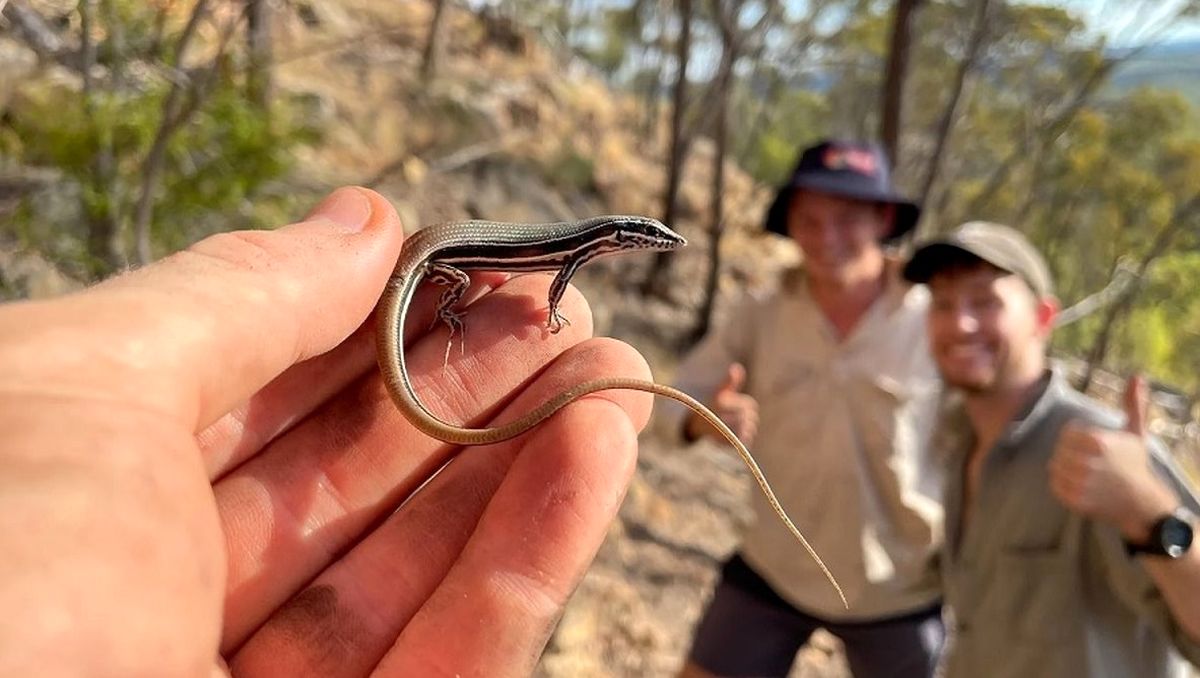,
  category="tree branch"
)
[916,0,994,226]
[879,0,924,169]
[1053,260,1136,327]
[132,0,242,264]
[2,0,68,63]
[1078,193,1200,389]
